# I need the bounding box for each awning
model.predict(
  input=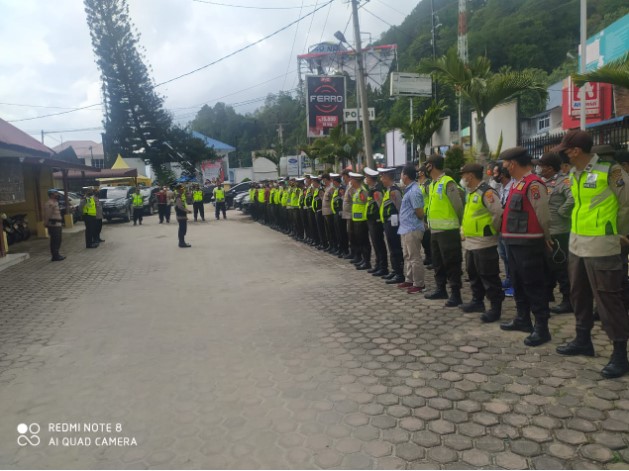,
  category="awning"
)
[586,115,628,129]
[53,168,137,179]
